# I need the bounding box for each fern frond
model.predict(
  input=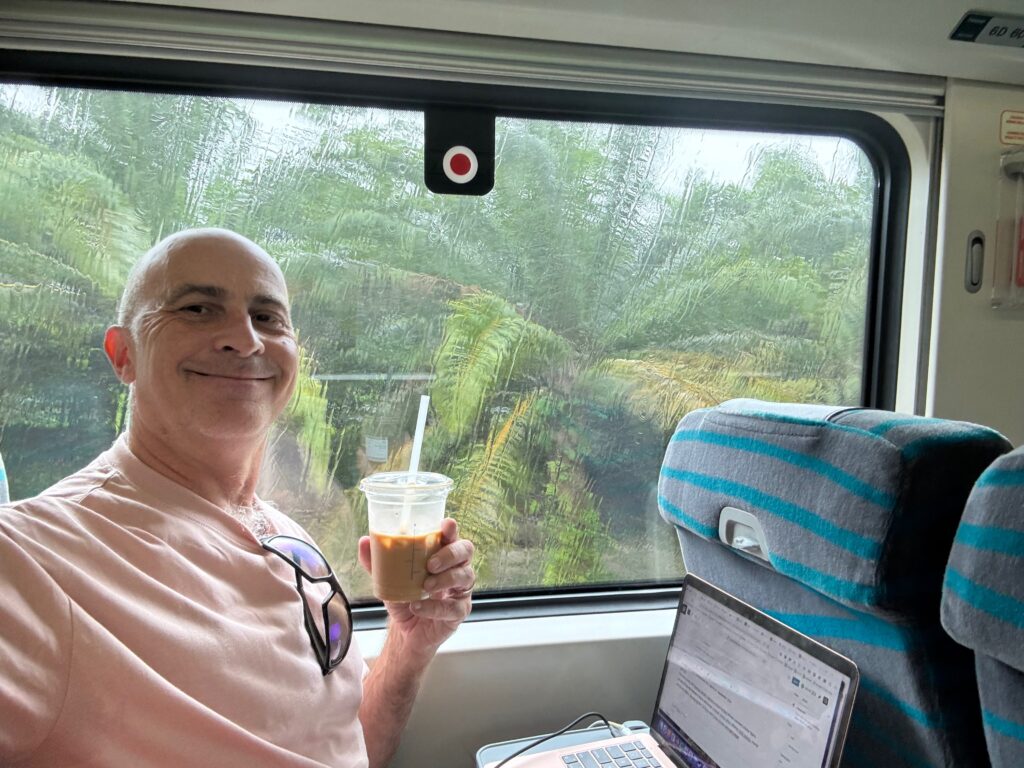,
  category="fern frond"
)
[540,459,609,586]
[433,292,568,439]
